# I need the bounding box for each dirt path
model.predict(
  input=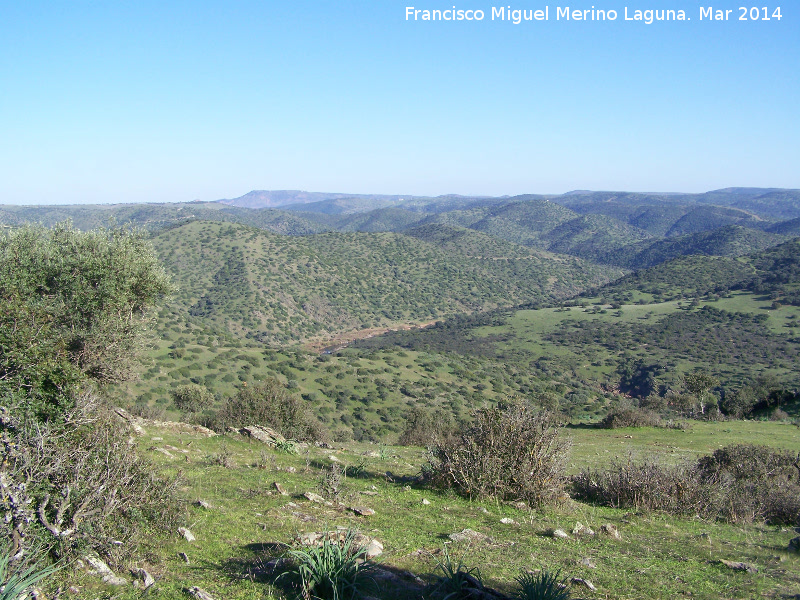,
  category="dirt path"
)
[303,320,438,353]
